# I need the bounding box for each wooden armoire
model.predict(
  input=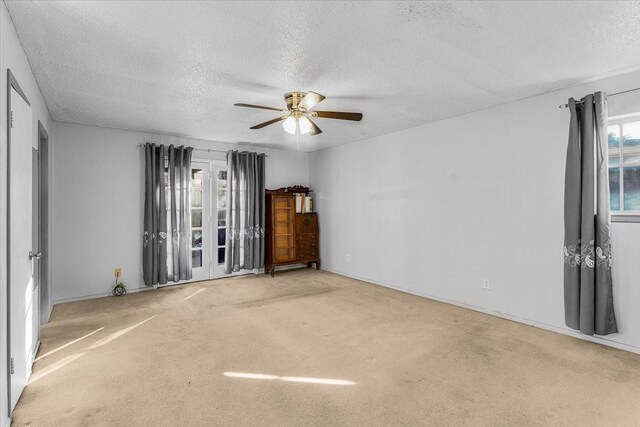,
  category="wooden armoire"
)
[265,186,320,277]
